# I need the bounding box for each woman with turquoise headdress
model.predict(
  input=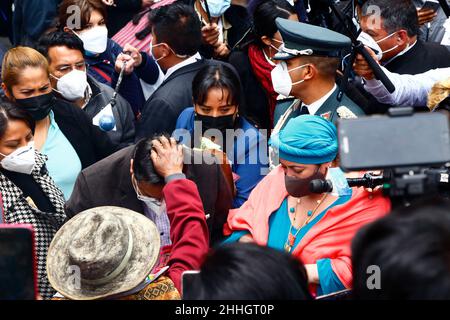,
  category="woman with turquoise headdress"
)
[223,115,391,297]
